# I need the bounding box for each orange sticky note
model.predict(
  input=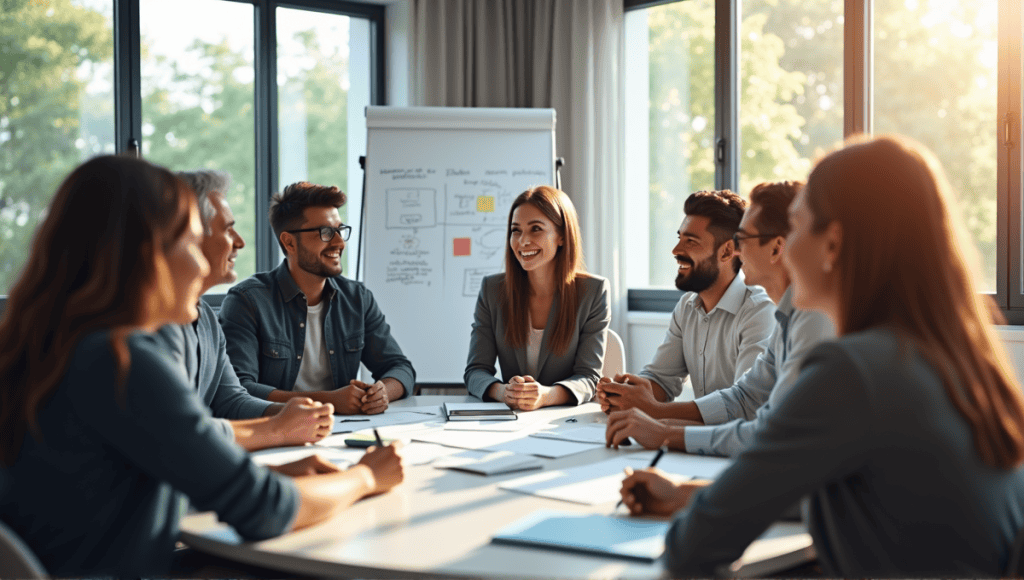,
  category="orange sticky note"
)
[453,238,471,256]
